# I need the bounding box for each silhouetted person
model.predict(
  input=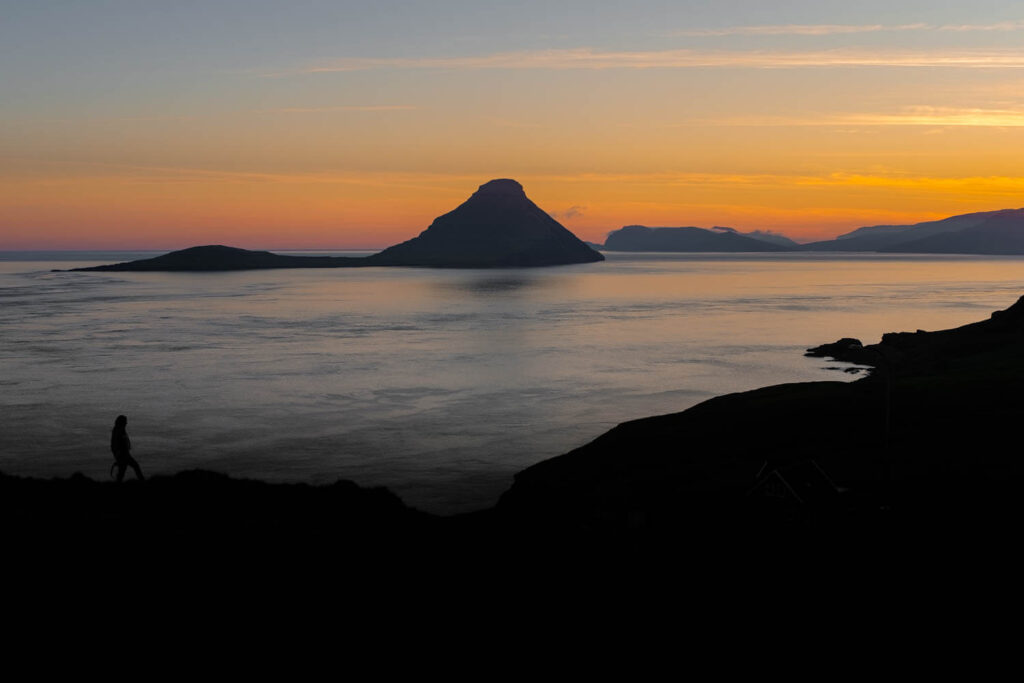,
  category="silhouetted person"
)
[111,414,144,482]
